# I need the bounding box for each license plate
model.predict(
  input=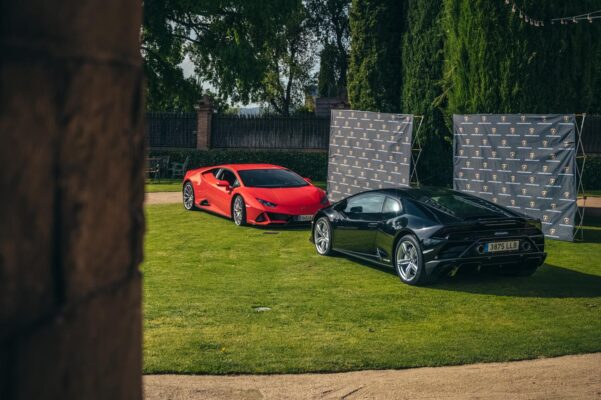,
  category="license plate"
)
[485,240,520,253]
[296,214,313,222]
